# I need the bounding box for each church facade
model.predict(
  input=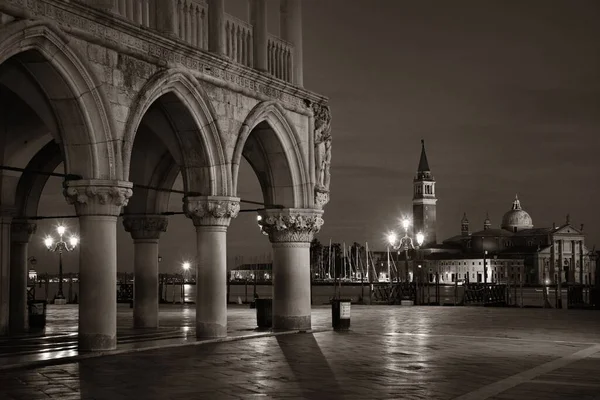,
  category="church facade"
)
[399,142,598,286]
